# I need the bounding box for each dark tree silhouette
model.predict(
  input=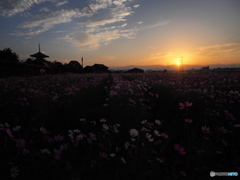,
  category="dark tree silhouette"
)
[0,48,19,62]
[26,58,33,64]
[64,60,83,72]
[68,60,82,69]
